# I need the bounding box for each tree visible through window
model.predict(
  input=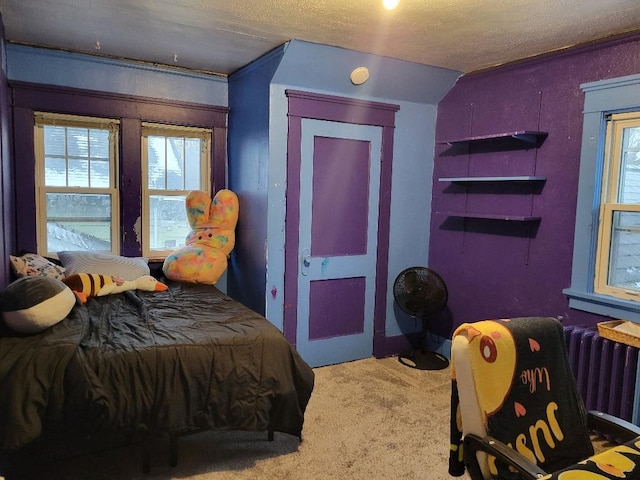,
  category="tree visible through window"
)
[595,112,640,300]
